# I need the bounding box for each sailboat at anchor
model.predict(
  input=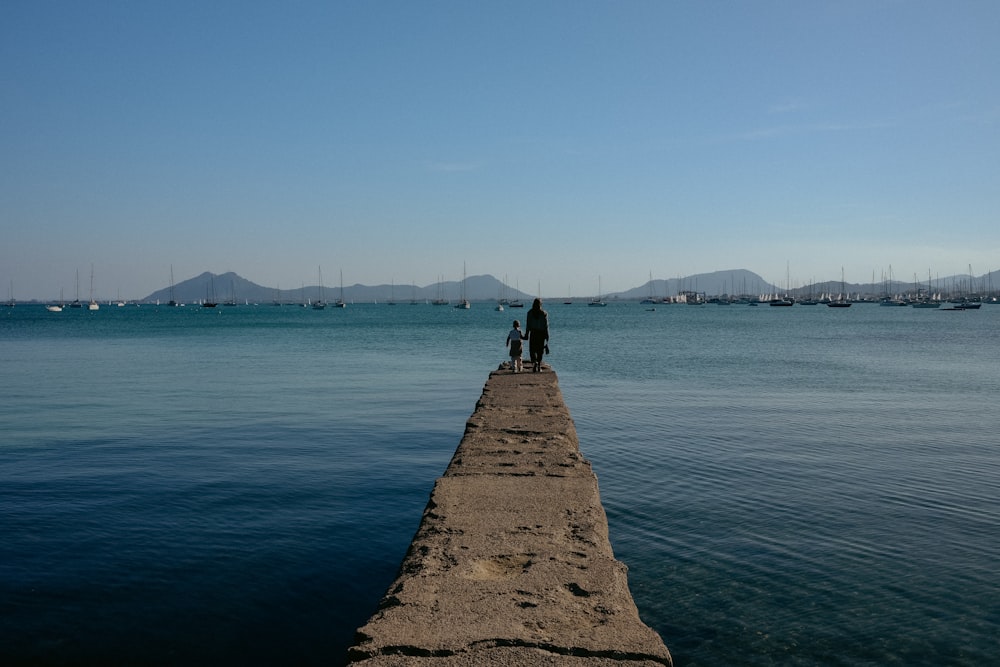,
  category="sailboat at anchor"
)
[334,269,346,308]
[455,263,470,309]
[313,267,327,309]
[87,265,99,310]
